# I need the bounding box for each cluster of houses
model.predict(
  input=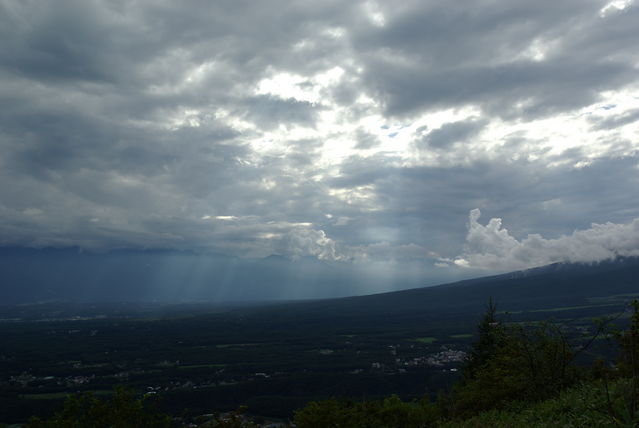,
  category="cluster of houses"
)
[367,346,468,374]
[7,372,95,387]
[420,348,467,367]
